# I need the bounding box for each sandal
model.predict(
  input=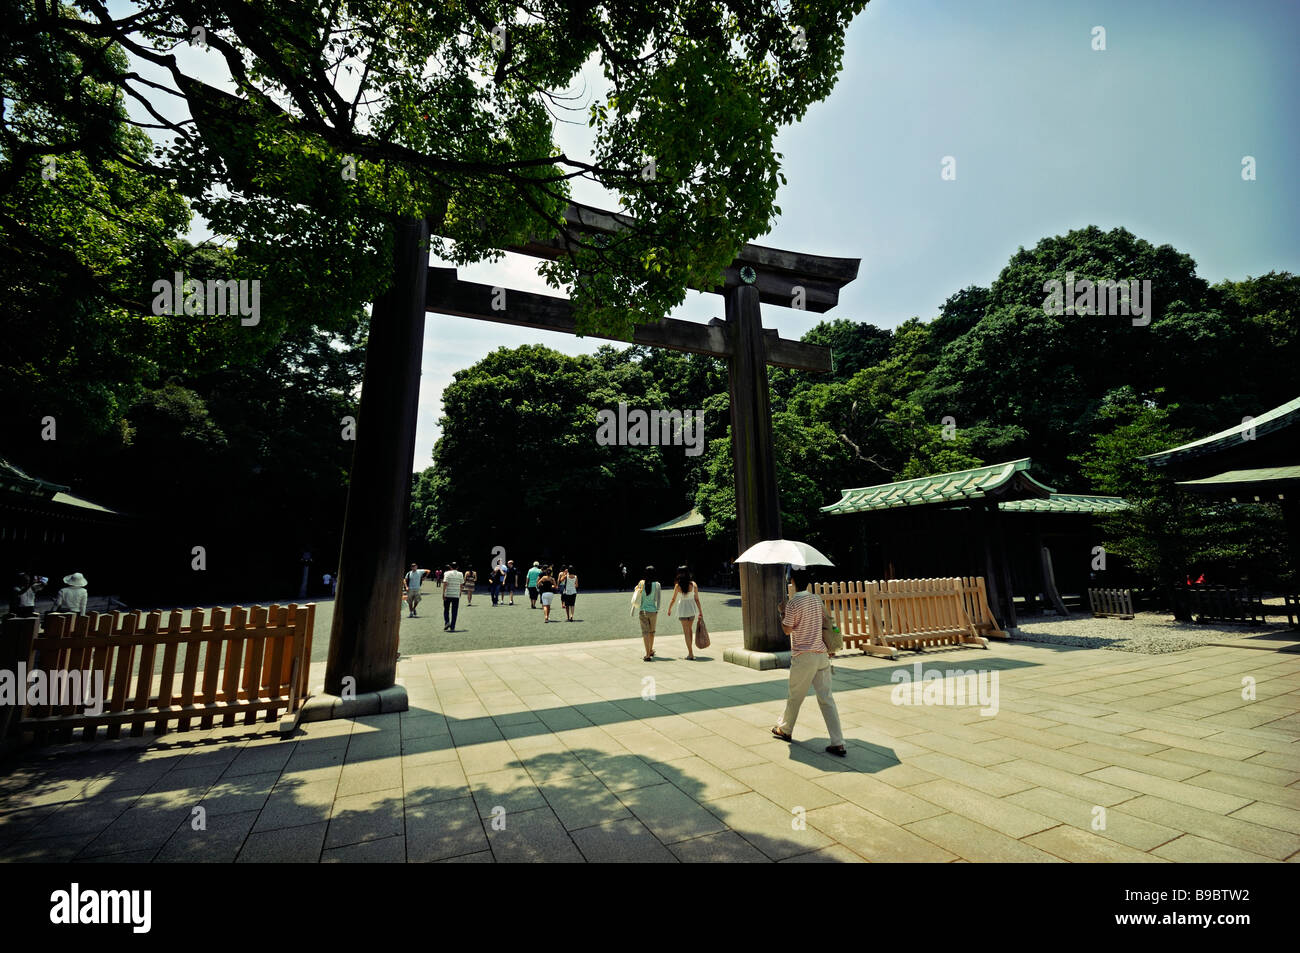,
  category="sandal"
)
[825,745,847,757]
[772,727,793,741]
